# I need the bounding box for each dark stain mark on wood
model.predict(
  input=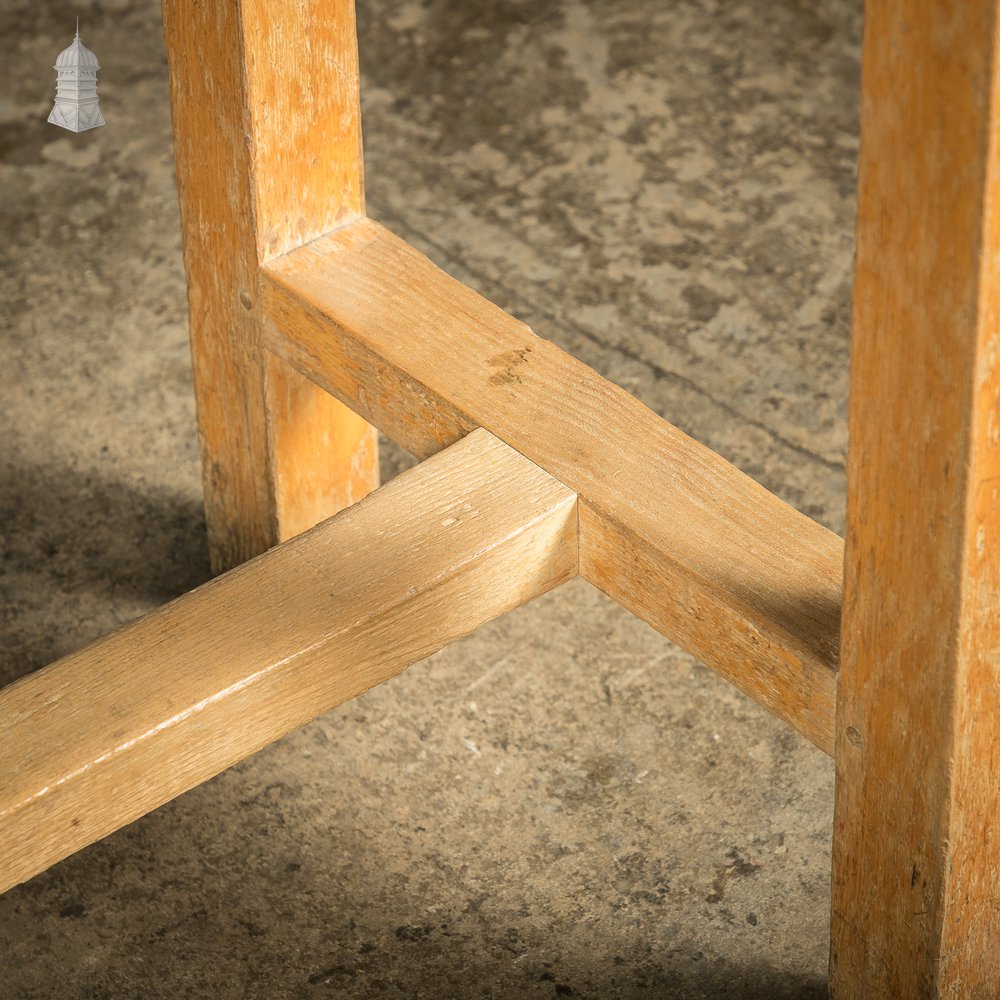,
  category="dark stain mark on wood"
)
[487,346,533,386]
